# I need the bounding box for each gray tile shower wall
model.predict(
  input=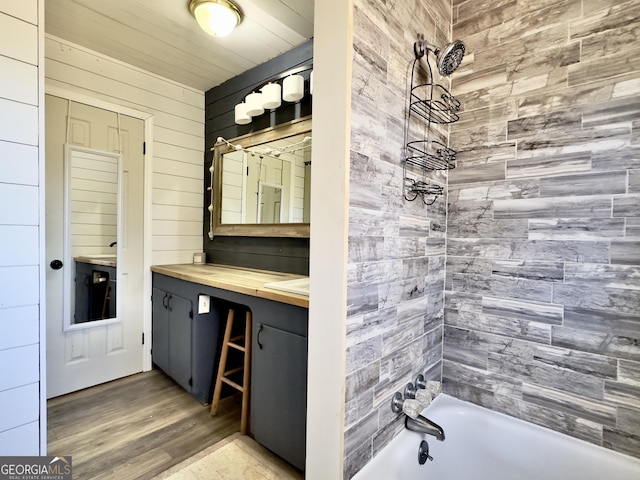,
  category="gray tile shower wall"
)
[343,0,453,477]
[445,0,640,459]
